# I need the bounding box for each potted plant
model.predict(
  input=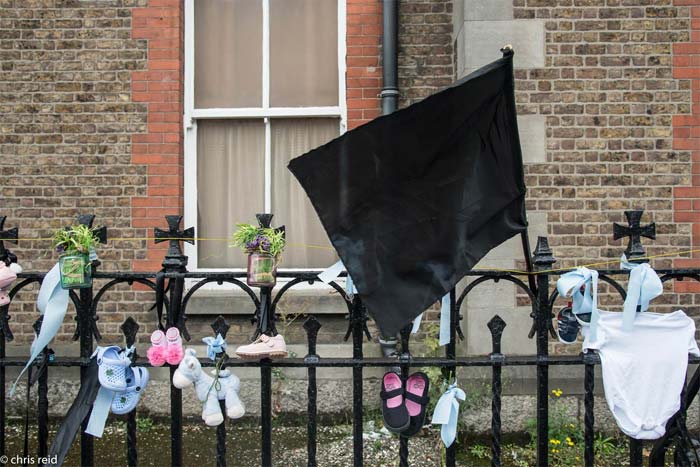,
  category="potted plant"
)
[231,222,286,287]
[52,225,99,289]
